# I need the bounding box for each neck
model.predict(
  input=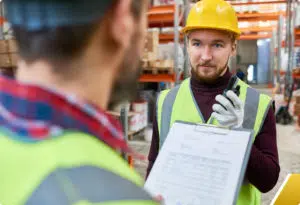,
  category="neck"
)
[16,57,117,110]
